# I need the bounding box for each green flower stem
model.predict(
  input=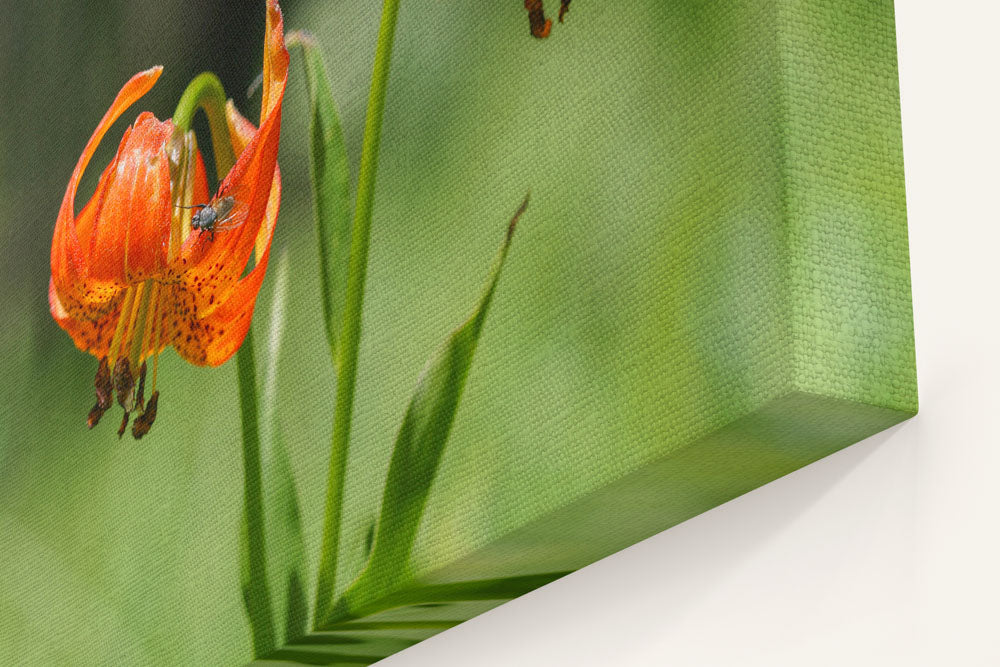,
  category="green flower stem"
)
[172,72,236,177]
[173,77,276,657]
[314,0,402,624]
[234,327,276,657]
